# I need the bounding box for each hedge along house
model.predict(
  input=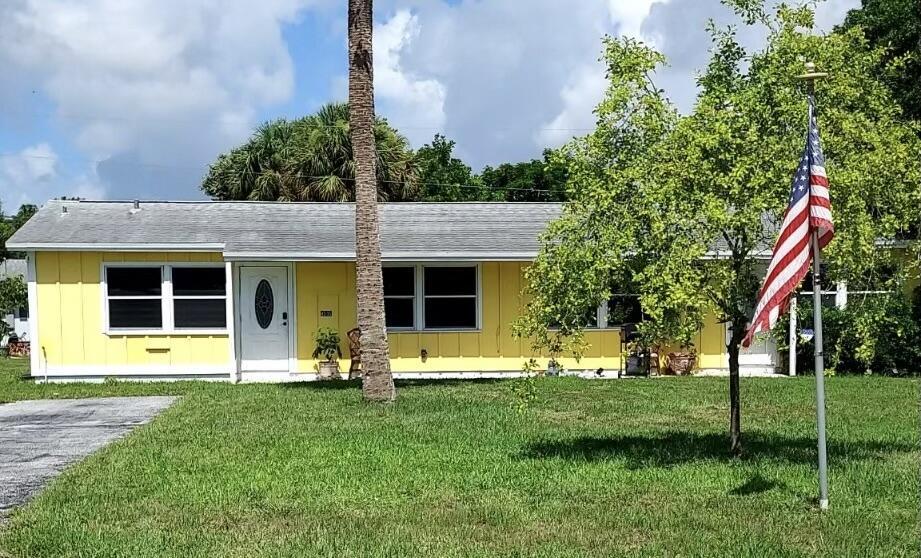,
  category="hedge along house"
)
[7,199,769,383]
